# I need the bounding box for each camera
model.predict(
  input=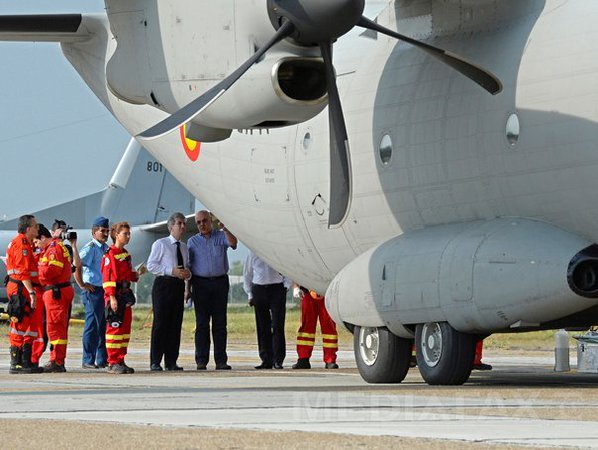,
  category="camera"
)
[61,226,77,241]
